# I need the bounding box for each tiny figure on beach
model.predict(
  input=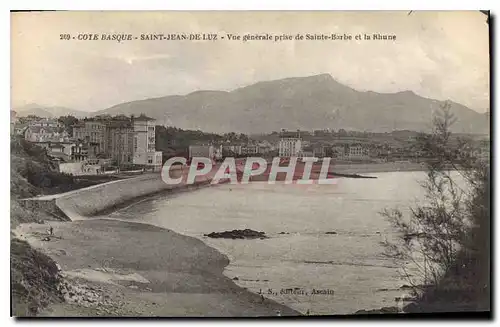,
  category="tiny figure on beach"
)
[396,294,405,313]
[47,226,53,236]
[306,309,310,316]
[276,310,281,317]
